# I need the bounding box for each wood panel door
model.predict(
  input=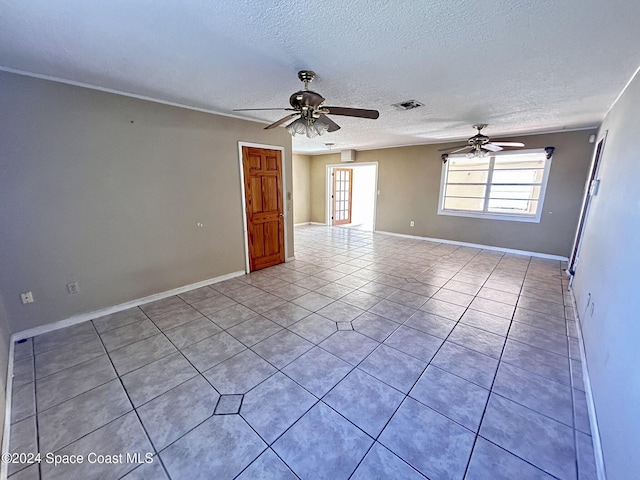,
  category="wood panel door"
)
[332,168,353,226]
[242,146,285,271]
